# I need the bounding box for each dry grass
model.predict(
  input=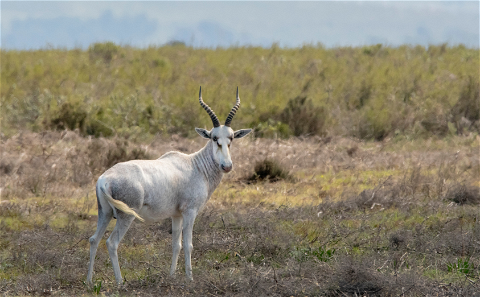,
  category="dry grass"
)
[1,131,480,296]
